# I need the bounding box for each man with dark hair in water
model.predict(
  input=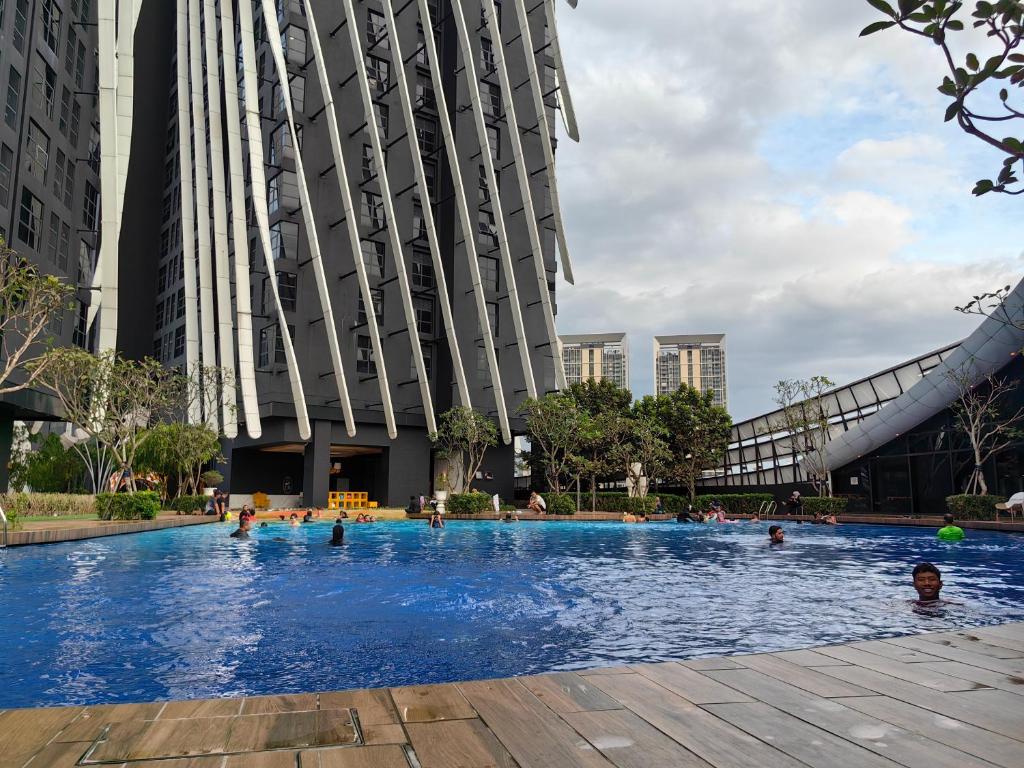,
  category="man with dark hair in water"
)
[912,562,943,604]
[768,525,785,545]
[330,518,345,546]
[230,520,252,539]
